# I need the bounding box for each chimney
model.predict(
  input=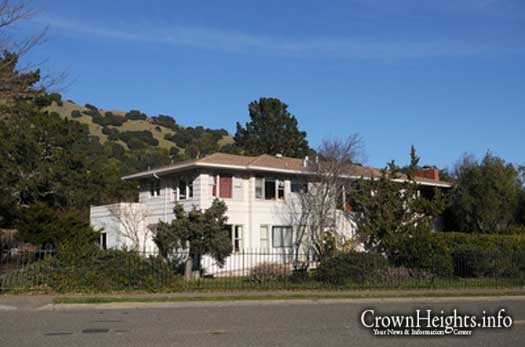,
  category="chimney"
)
[415,166,440,181]
[275,153,283,158]
[303,156,309,168]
